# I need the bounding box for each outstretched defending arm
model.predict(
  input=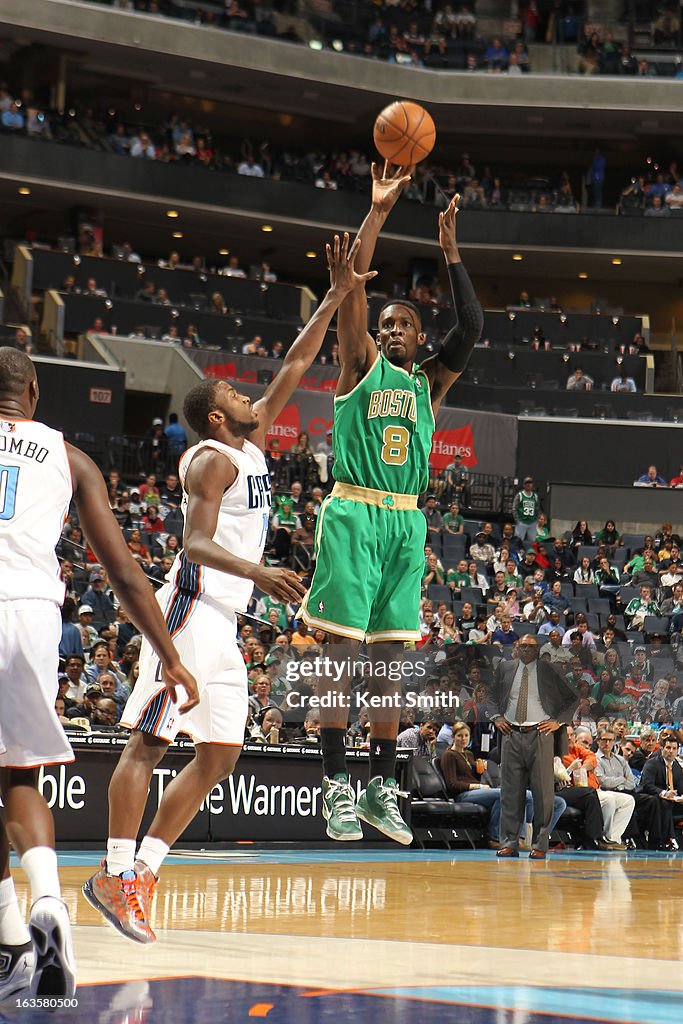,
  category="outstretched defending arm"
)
[336,162,412,396]
[421,195,484,411]
[68,444,199,713]
[252,233,376,441]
